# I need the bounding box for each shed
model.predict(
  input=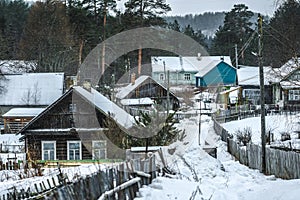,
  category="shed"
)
[2,108,44,133]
